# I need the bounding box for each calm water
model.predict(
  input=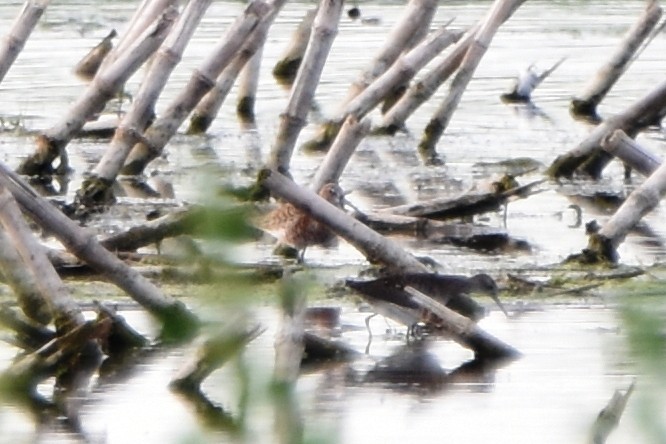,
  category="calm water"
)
[1,0,666,443]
